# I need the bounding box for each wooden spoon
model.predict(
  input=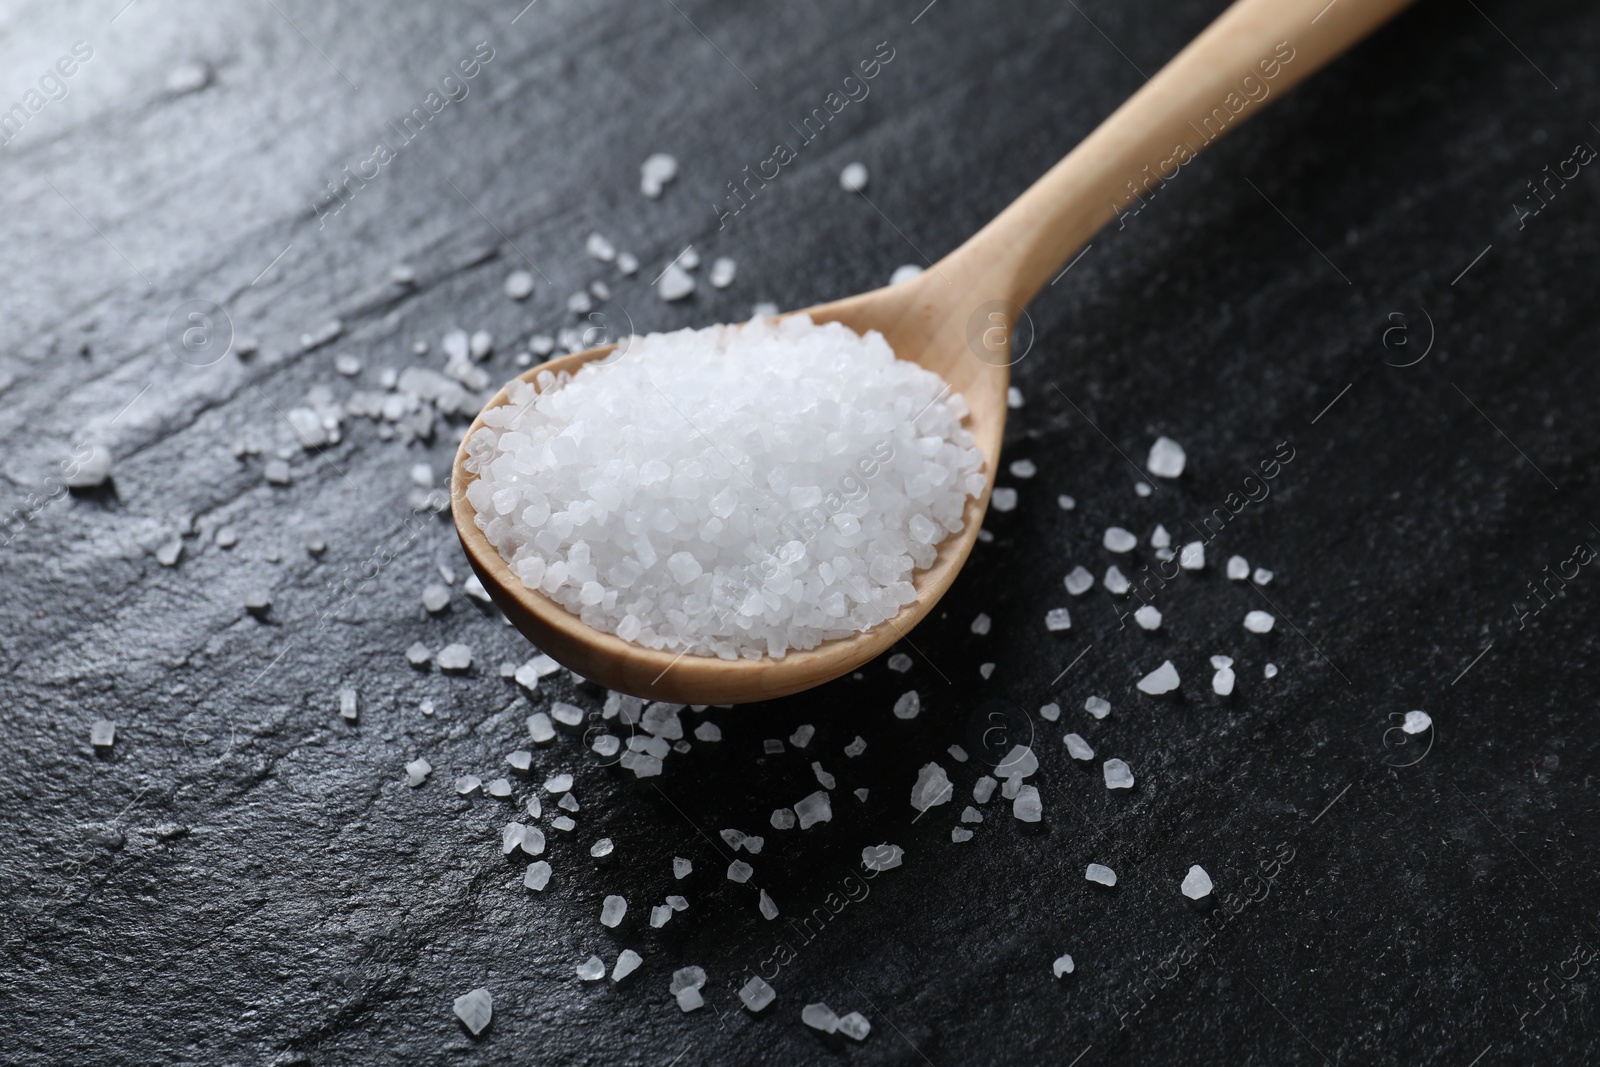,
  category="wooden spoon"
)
[454,0,1413,702]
